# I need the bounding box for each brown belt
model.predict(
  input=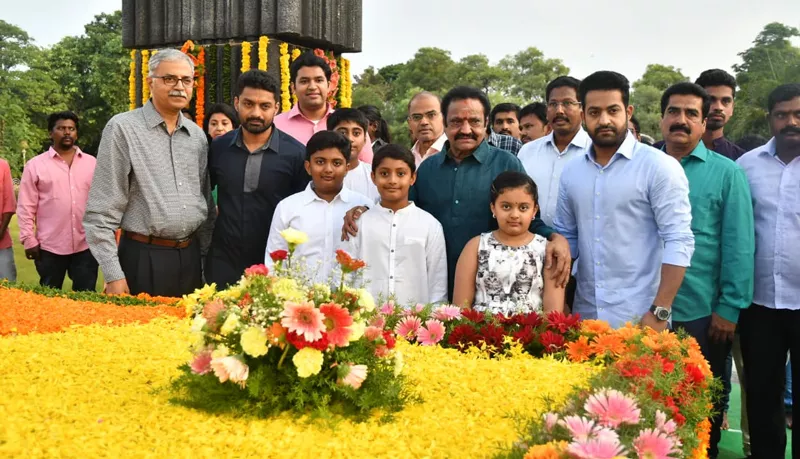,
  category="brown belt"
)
[123,231,193,249]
